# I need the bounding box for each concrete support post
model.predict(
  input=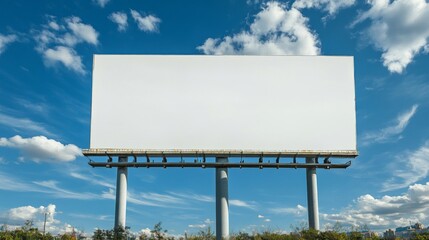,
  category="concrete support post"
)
[306,157,319,230]
[216,157,229,240]
[115,156,128,230]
